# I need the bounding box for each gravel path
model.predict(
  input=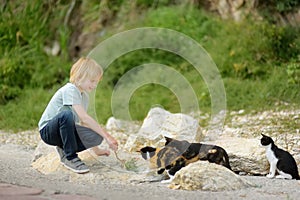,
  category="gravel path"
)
[0,141,299,199]
[1,109,299,199]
